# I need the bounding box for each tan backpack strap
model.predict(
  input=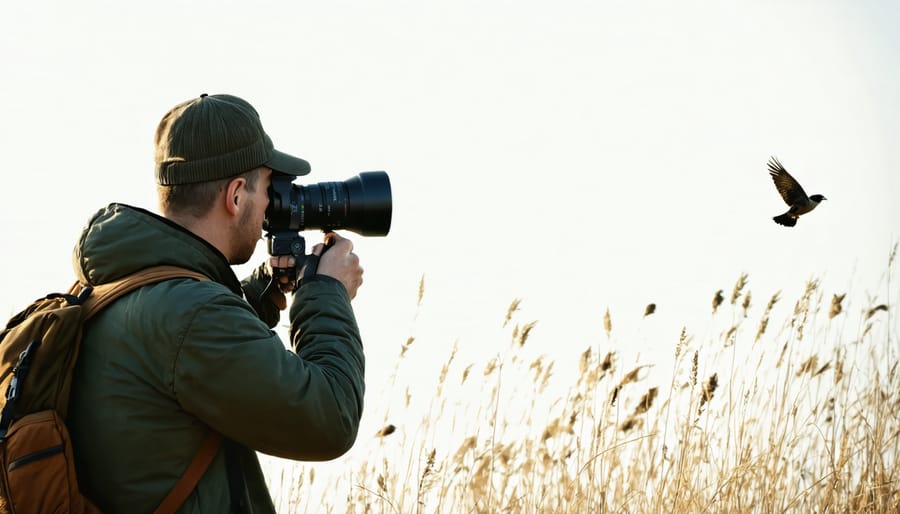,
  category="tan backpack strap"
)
[153,431,225,514]
[75,265,217,512]
[81,265,210,321]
